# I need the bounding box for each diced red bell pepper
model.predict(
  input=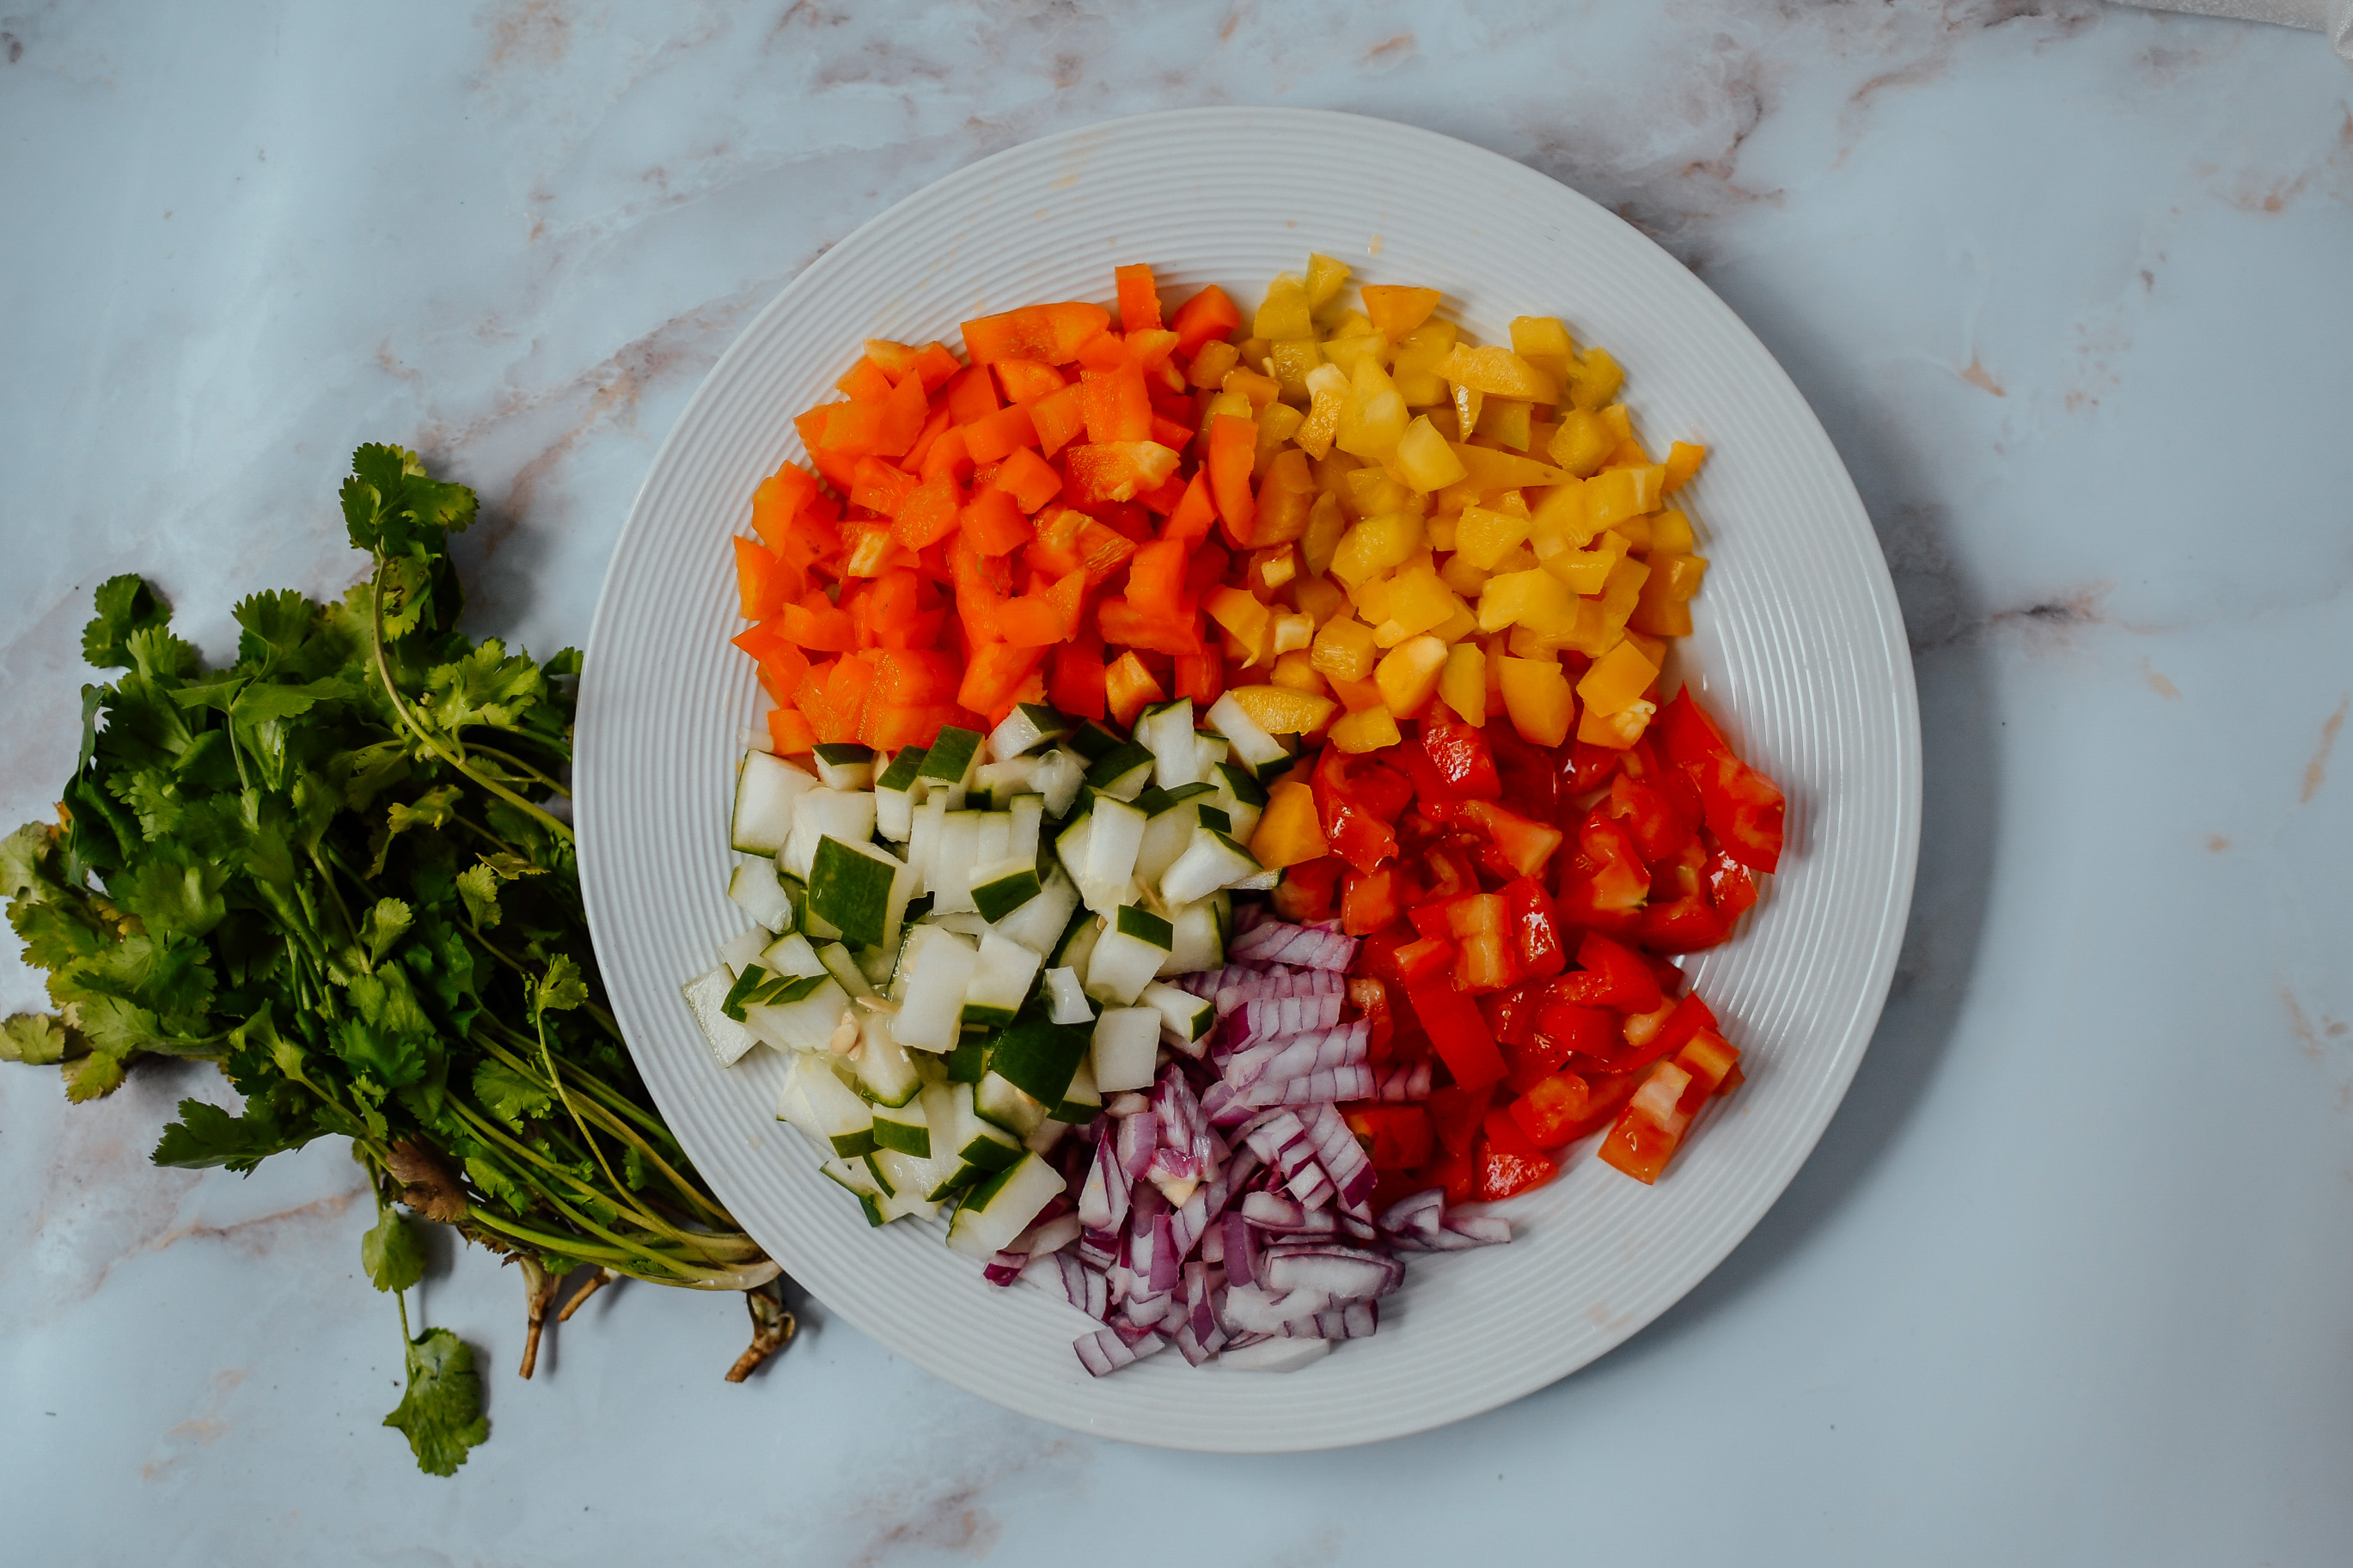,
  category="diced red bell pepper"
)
[1342,866,1409,937]
[1162,470,1219,545]
[1613,991,1719,1076]
[1657,688,1786,873]
[1272,856,1342,923]
[1427,799,1564,881]
[1557,810,1650,927]
[1344,1104,1433,1171]
[1425,1082,1494,1158]
[1473,1107,1558,1200]
[1406,980,1507,1092]
[1311,747,1401,874]
[1416,1148,1477,1205]
[1636,894,1733,954]
[1348,975,1397,1061]
[1407,711,1502,801]
[1555,932,1666,1014]
[1172,652,1221,705]
[1604,771,1696,864]
[1507,1071,1597,1147]
[1501,876,1568,978]
[1568,739,1625,795]
[1708,848,1758,920]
